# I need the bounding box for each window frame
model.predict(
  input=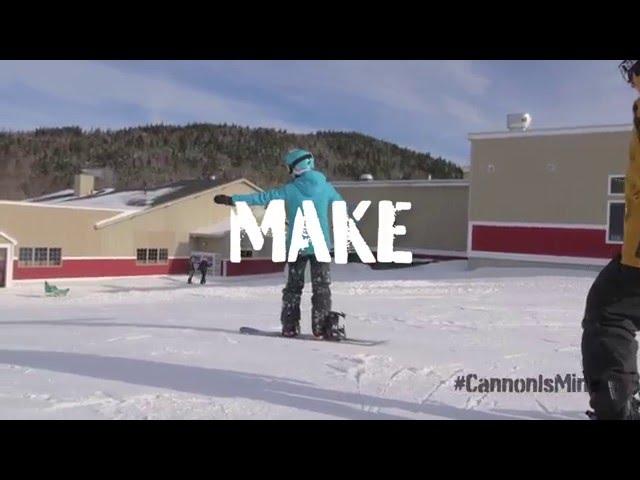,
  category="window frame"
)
[136,248,148,265]
[18,247,33,267]
[608,174,625,197]
[147,248,159,264]
[18,247,63,268]
[136,248,169,266]
[34,247,49,266]
[48,248,62,266]
[606,200,625,245]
